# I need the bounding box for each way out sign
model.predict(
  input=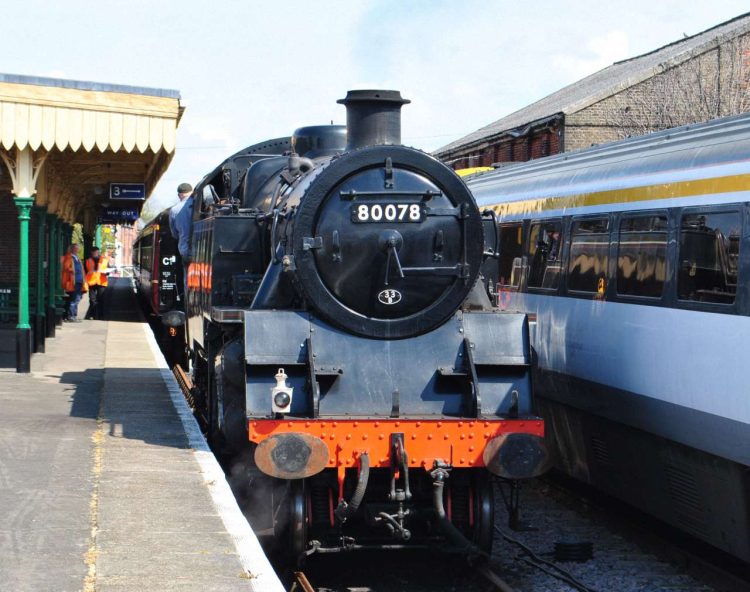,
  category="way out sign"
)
[110,183,146,200]
[99,205,140,223]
